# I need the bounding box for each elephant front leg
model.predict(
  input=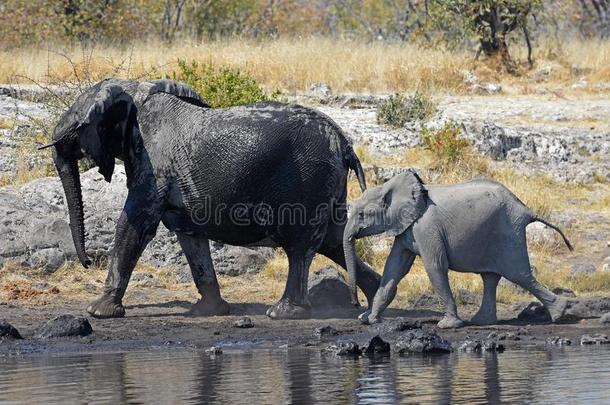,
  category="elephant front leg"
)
[470,272,501,325]
[361,240,415,325]
[87,198,160,319]
[421,248,464,329]
[176,233,230,316]
[266,250,315,320]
